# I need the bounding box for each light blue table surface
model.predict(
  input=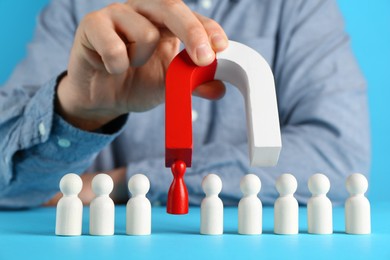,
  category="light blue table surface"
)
[0,203,389,260]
